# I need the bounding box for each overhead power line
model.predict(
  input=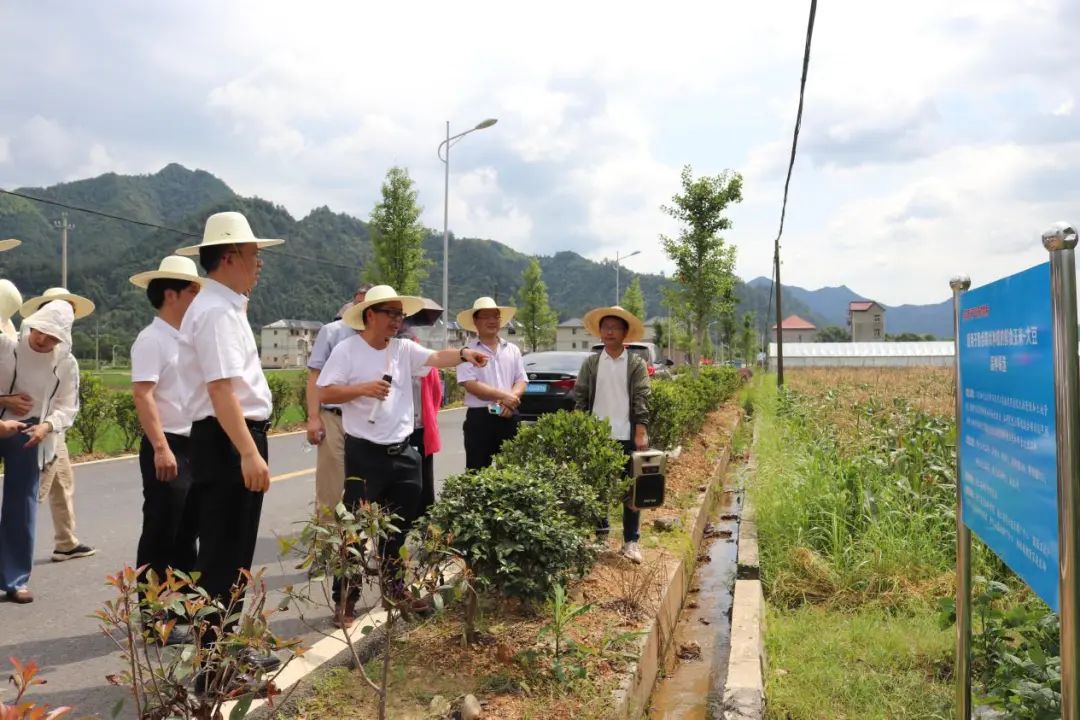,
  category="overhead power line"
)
[0,188,363,271]
[767,0,818,387]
